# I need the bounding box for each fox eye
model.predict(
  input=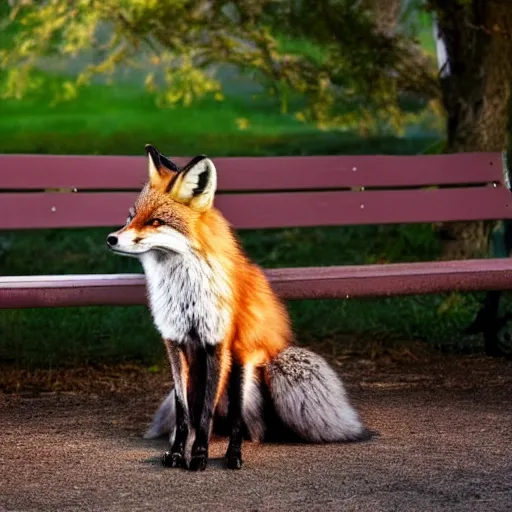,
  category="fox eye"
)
[126,207,136,225]
[147,218,165,227]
